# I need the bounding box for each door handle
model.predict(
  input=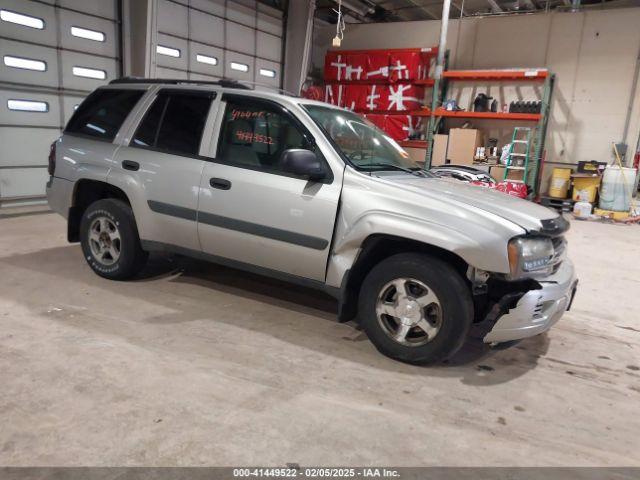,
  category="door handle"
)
[122,160,140,171]
[209,178,231,190]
